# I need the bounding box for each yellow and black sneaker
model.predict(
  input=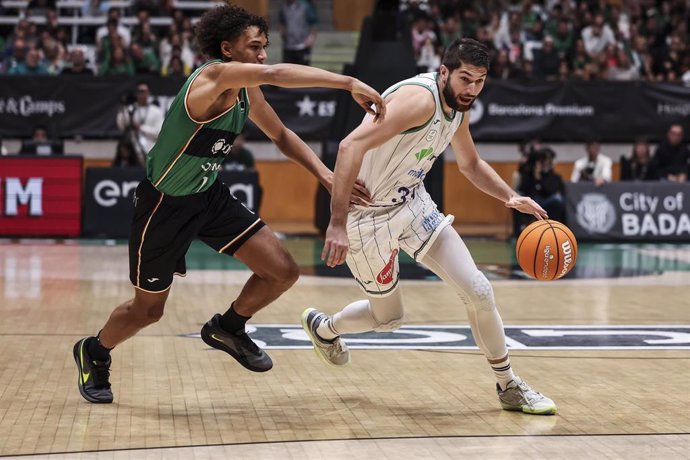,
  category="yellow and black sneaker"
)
[73,338,113,404]
[201,314,273,372]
